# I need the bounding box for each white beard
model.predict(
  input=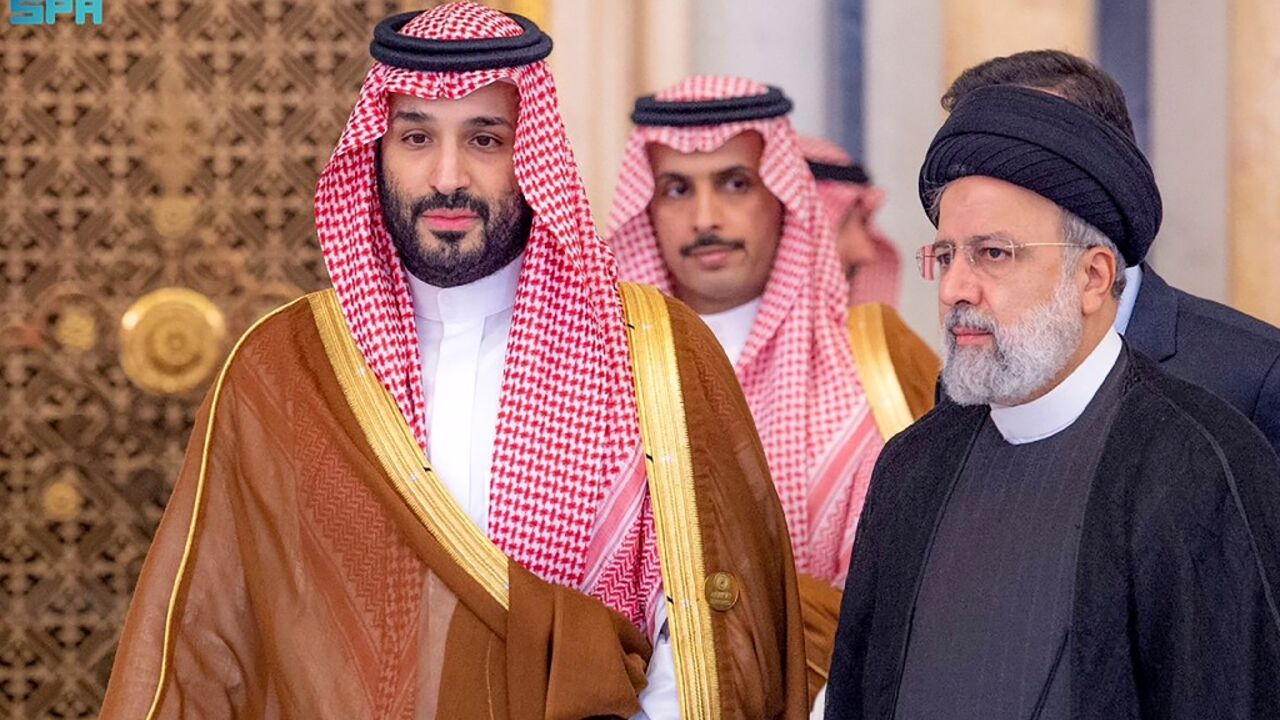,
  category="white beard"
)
[940,273,1084,406]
